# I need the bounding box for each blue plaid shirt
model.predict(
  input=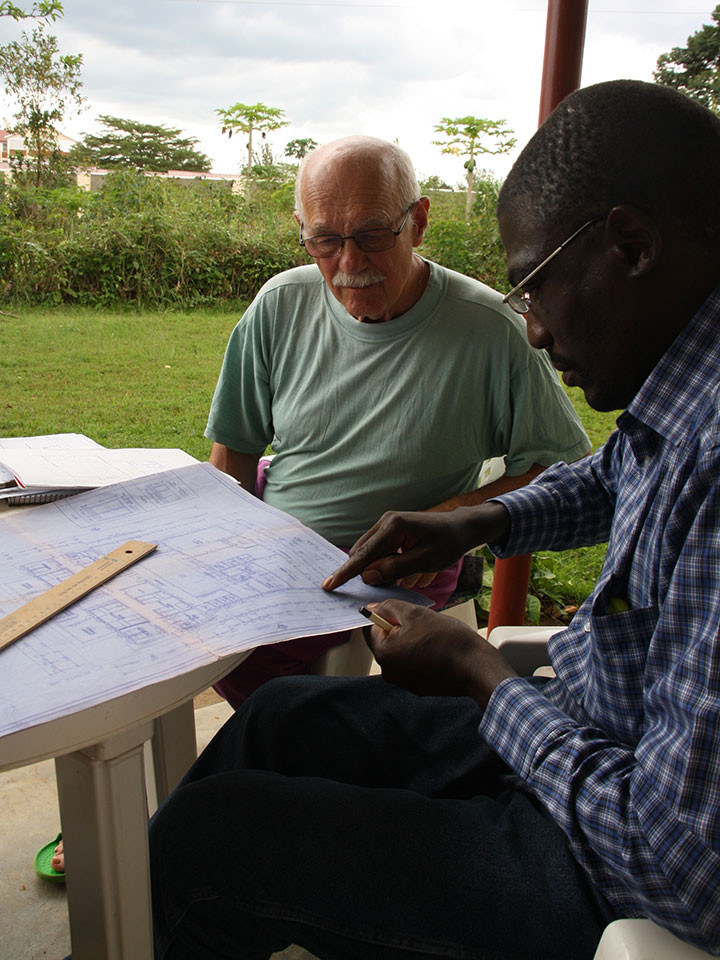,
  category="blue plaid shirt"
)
[481,283,720,952]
